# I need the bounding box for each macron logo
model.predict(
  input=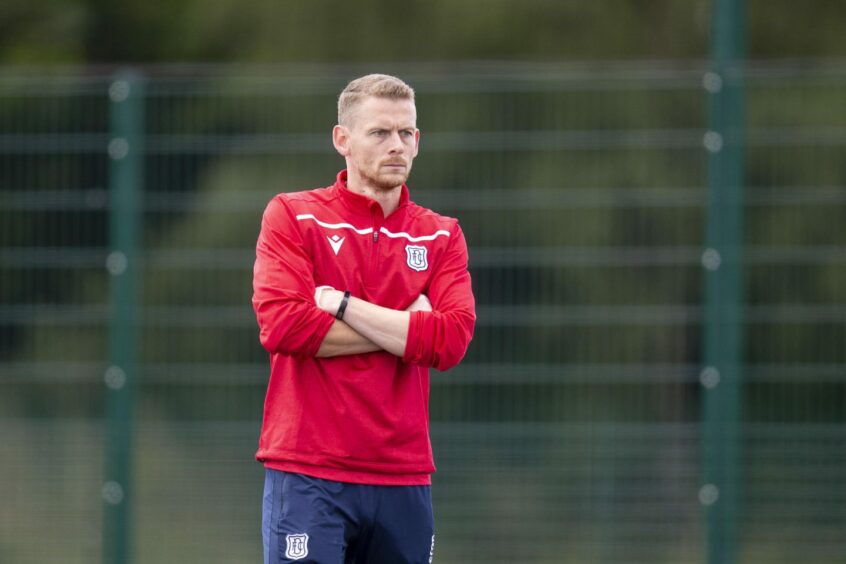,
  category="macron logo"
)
[327,235,345,255]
